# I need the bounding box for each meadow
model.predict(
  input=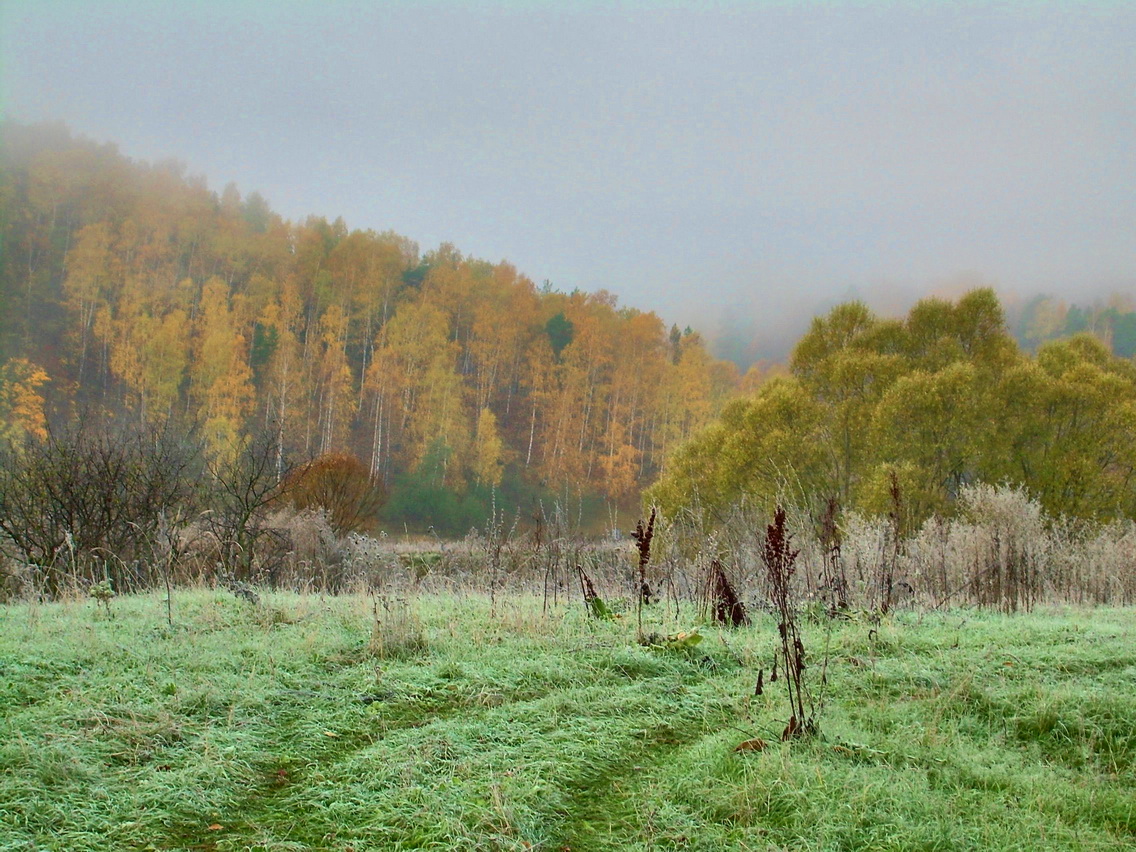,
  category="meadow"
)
[1,589,1133,851]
